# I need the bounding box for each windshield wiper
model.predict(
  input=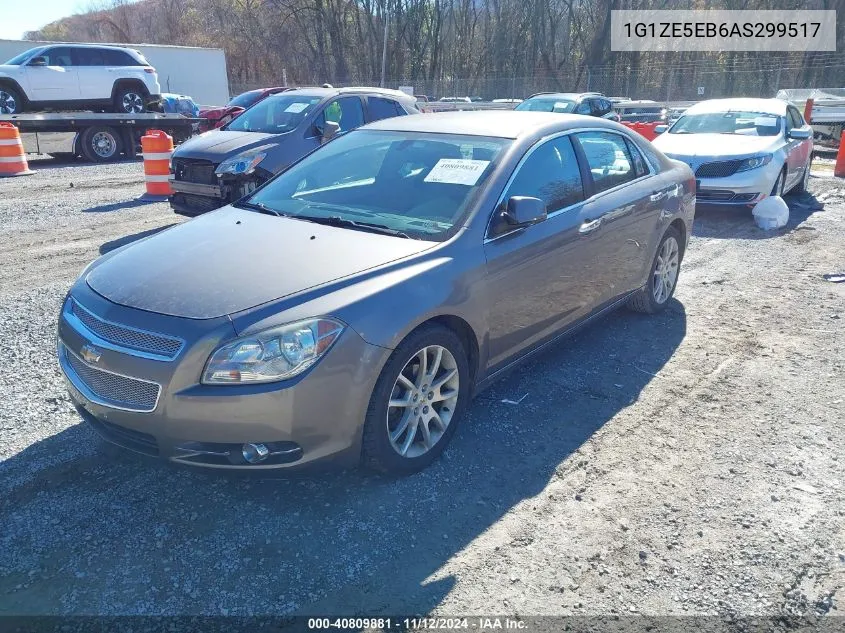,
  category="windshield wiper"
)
[233,200,284,217]
[296,214,414,239]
